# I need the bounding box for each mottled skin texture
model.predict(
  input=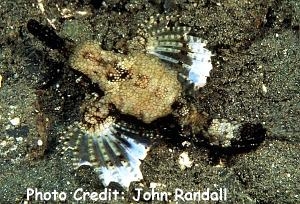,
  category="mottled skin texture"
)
[70,41,182,123]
